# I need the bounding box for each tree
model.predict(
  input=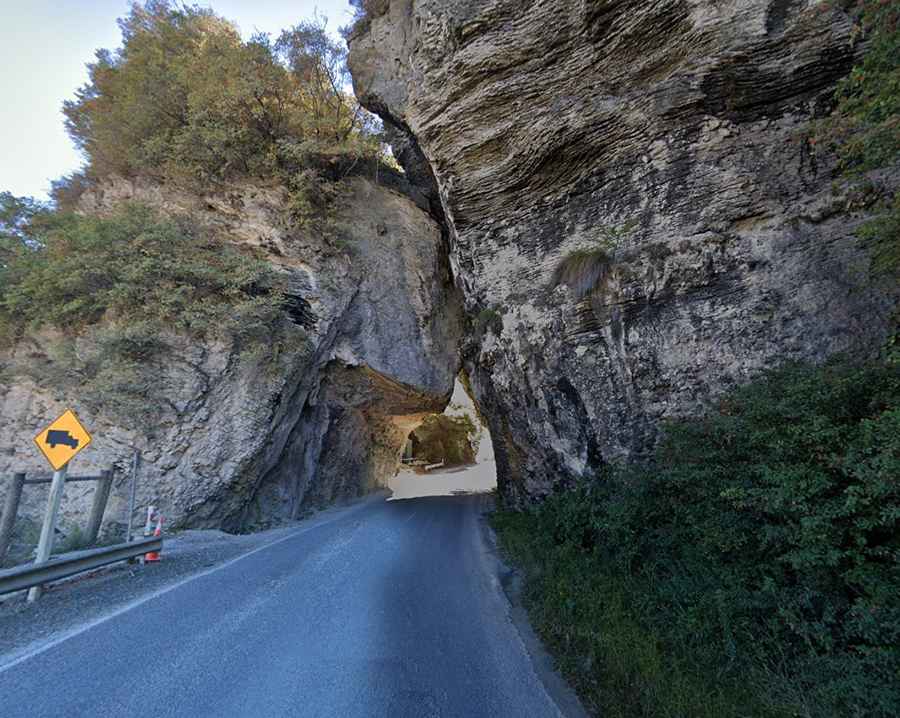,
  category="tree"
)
[0,193,48,280]
[61,1,382,191]
[63,2,231,178]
